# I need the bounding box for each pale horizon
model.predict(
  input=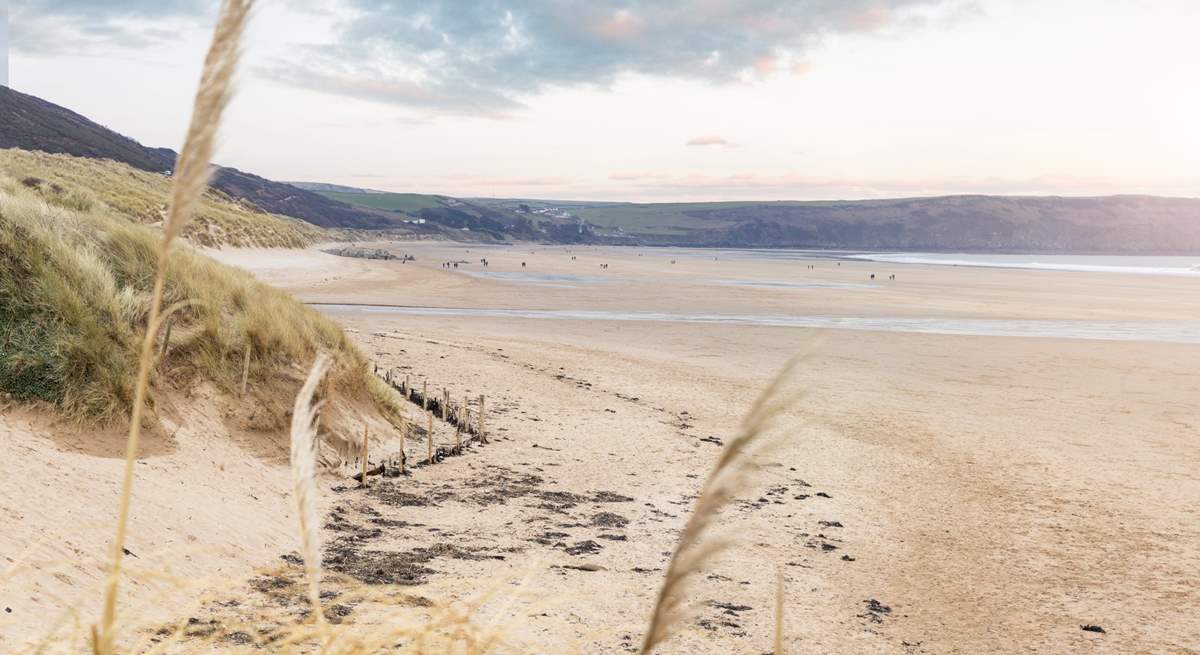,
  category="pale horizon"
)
[8,0,1200,202]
